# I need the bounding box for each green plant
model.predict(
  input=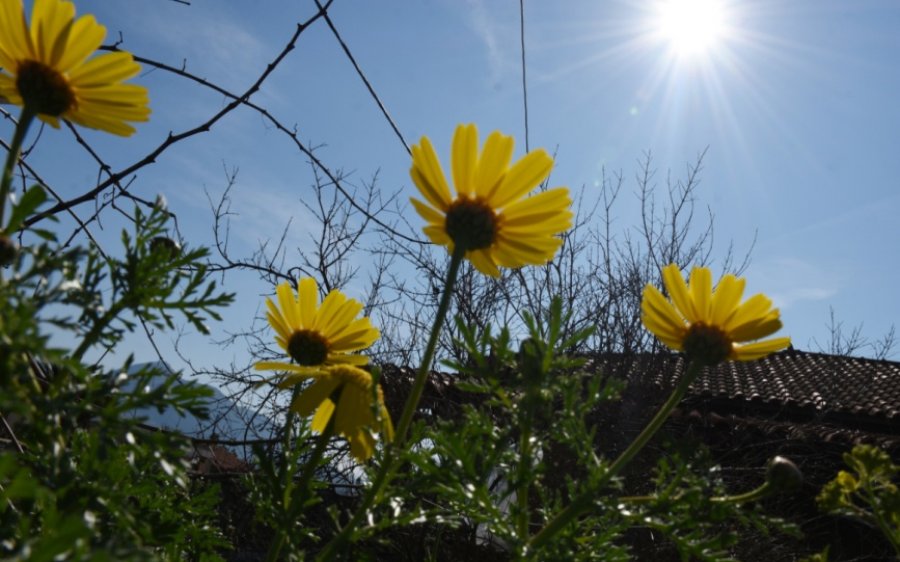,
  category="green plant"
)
[818,444,900,556]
